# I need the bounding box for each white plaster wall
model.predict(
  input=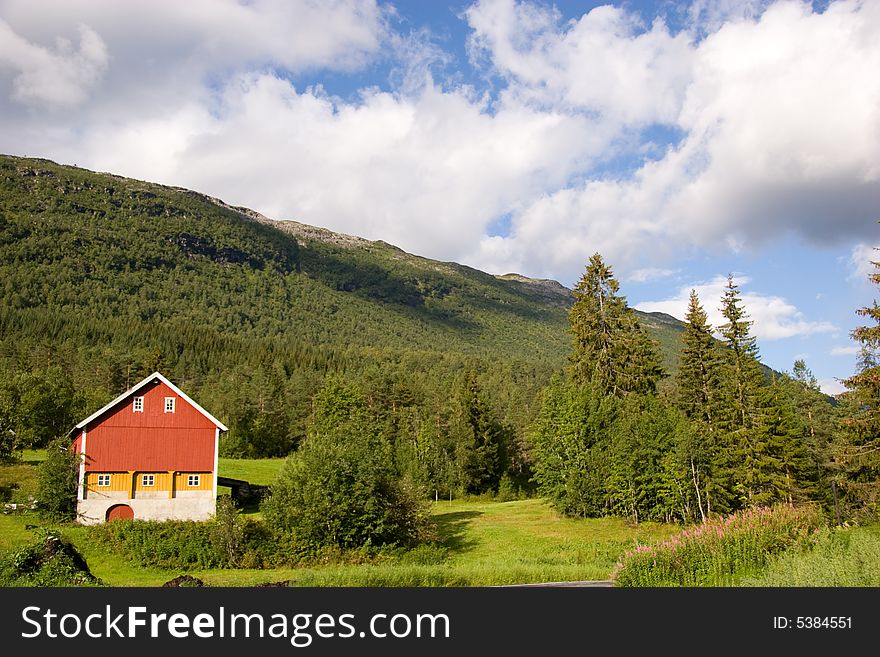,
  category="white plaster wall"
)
[77,495,215,525]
